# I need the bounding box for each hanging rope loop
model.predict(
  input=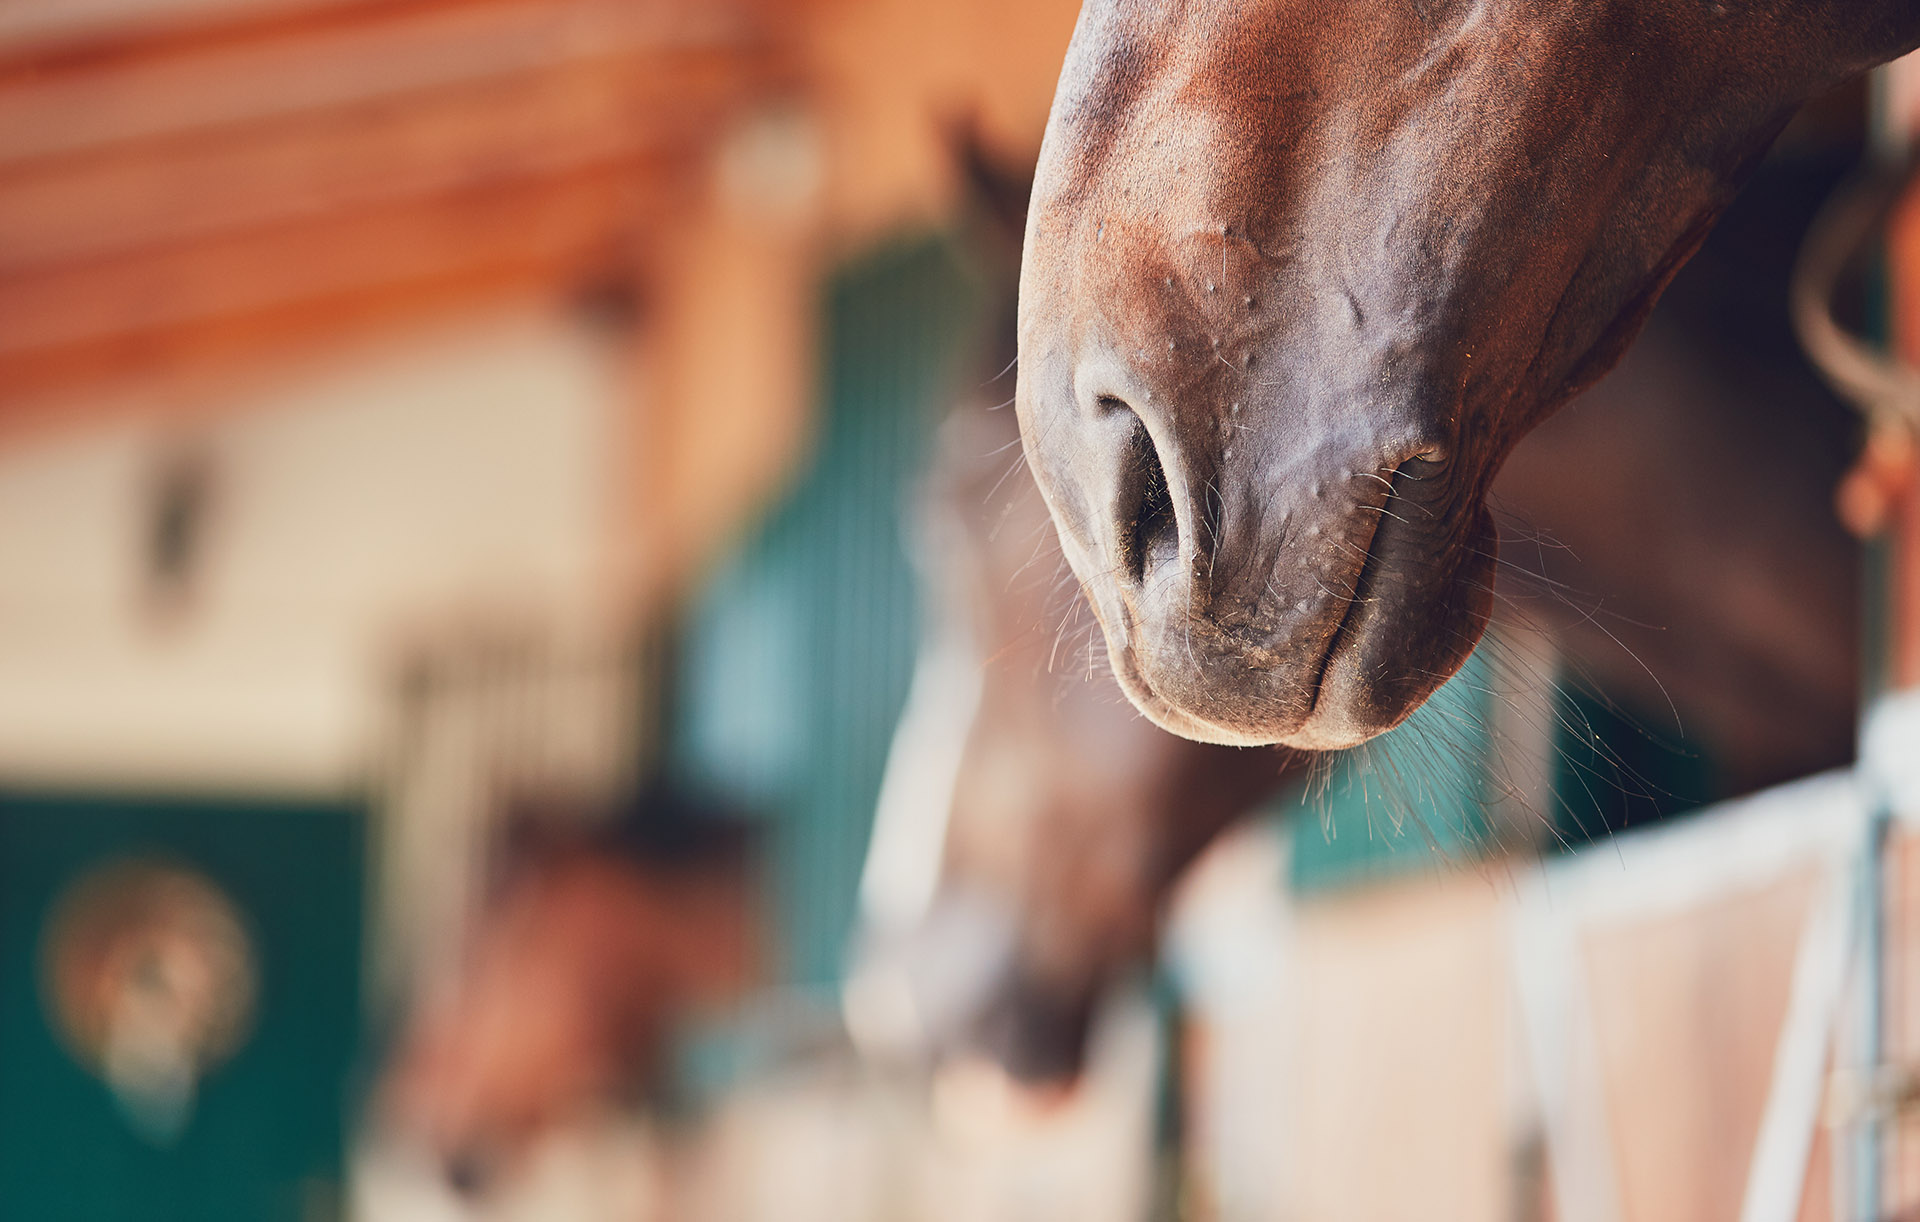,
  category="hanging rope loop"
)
[1792,161,1920,433]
